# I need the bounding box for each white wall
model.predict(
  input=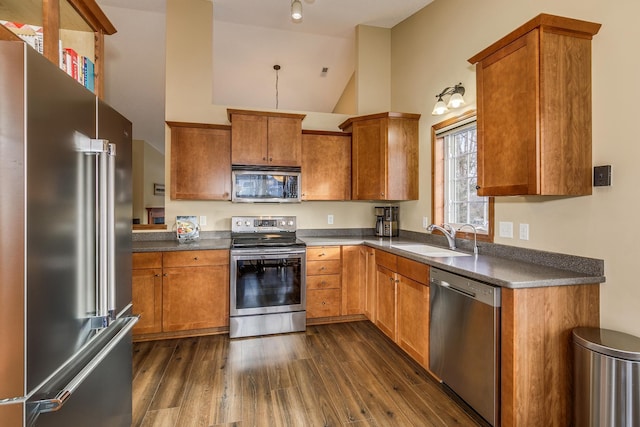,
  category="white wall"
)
[391,0,640,337]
